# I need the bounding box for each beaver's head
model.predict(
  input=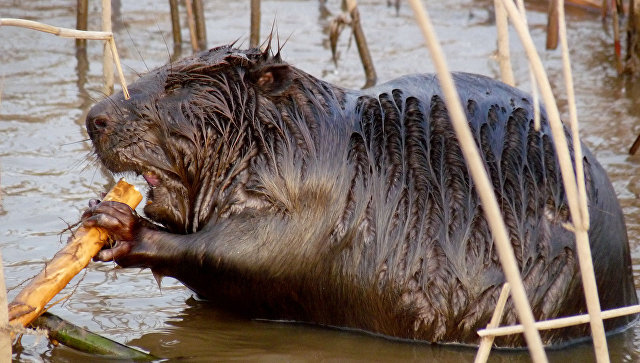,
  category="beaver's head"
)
[86,45,294,233]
